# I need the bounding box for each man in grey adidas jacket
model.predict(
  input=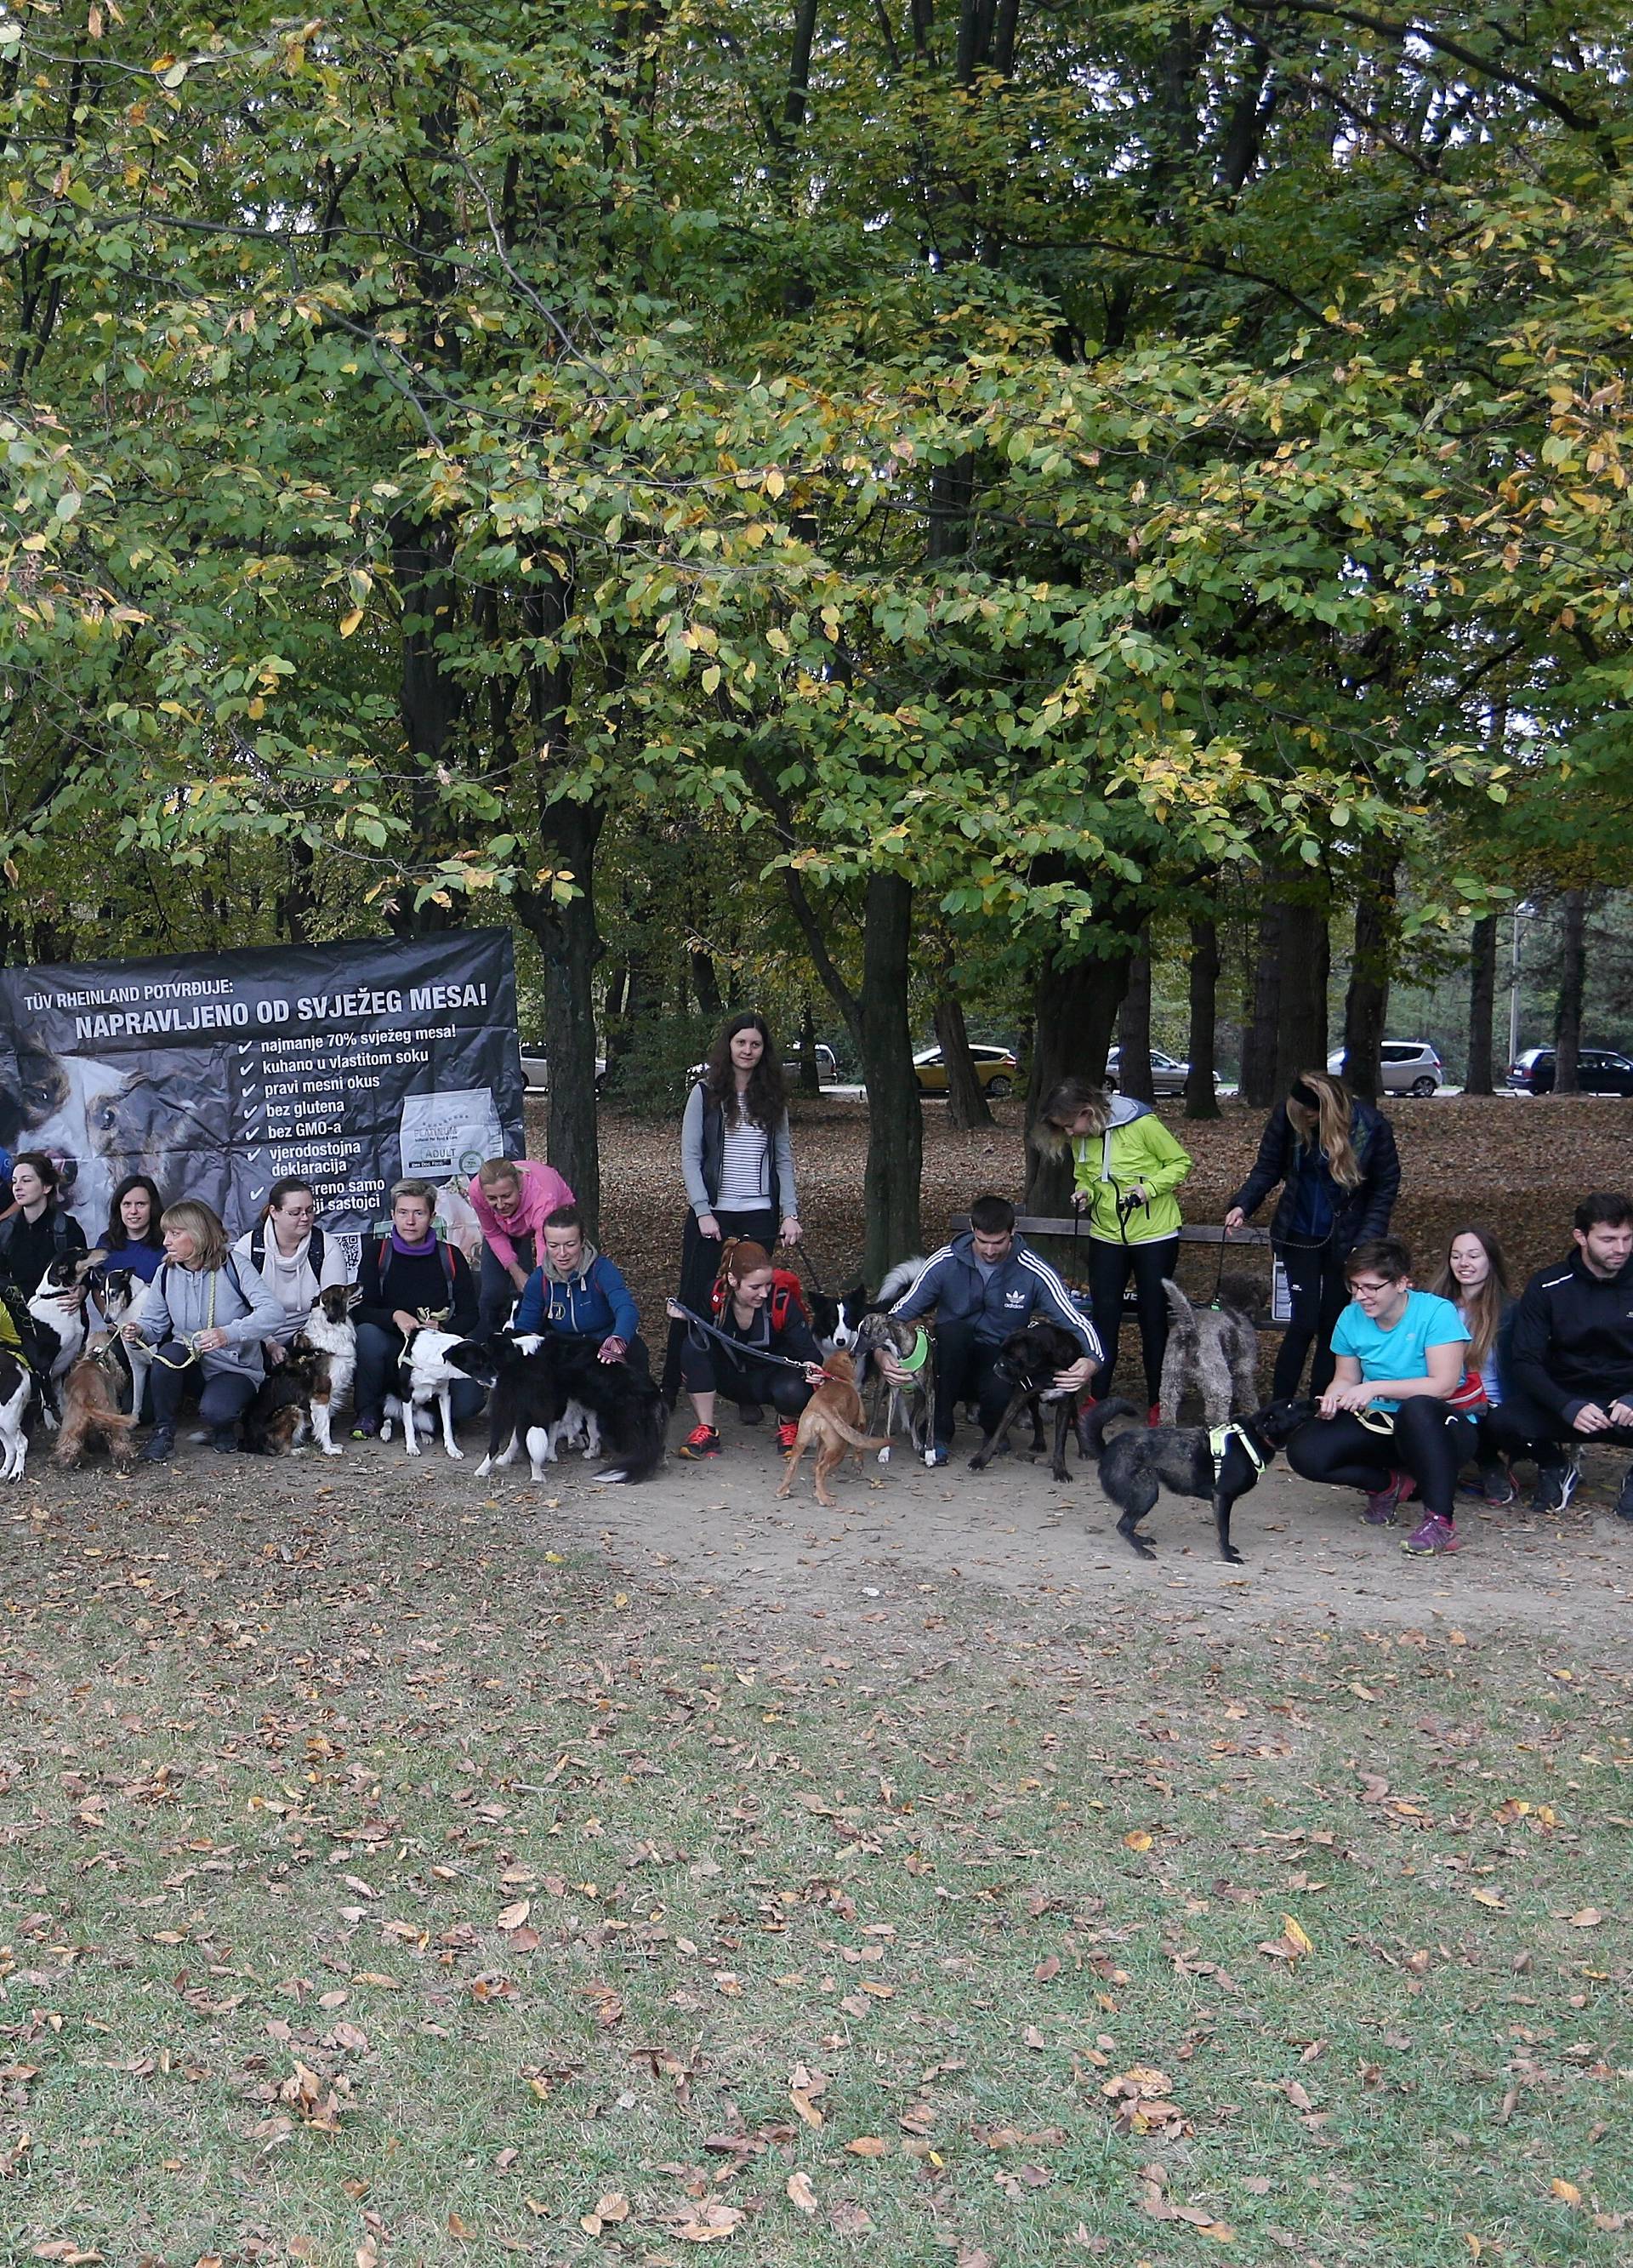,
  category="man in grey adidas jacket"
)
[887,1193,1100,1467]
